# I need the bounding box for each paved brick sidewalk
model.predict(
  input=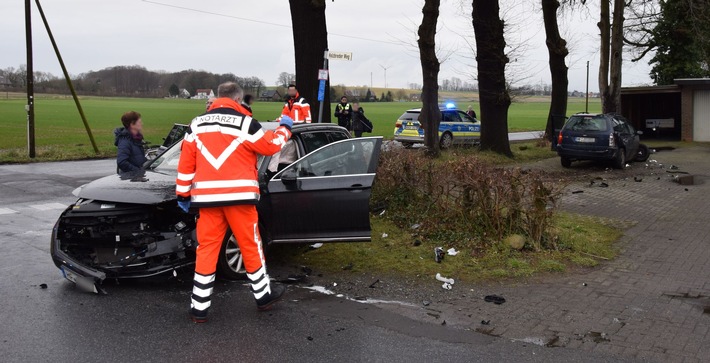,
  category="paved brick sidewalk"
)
[367,146,710,362]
